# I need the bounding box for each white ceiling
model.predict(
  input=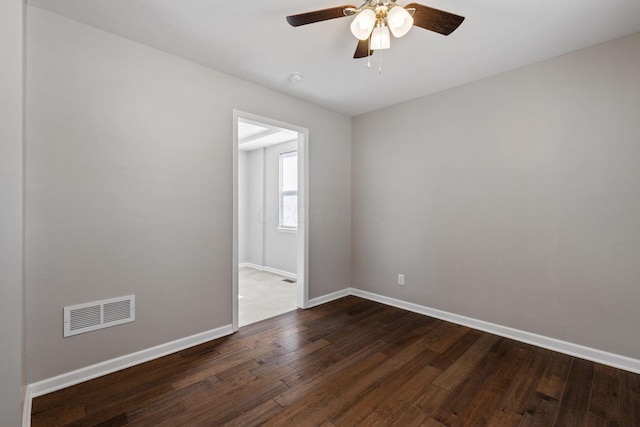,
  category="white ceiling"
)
[238,119,298,151]
[27,0,640,116]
